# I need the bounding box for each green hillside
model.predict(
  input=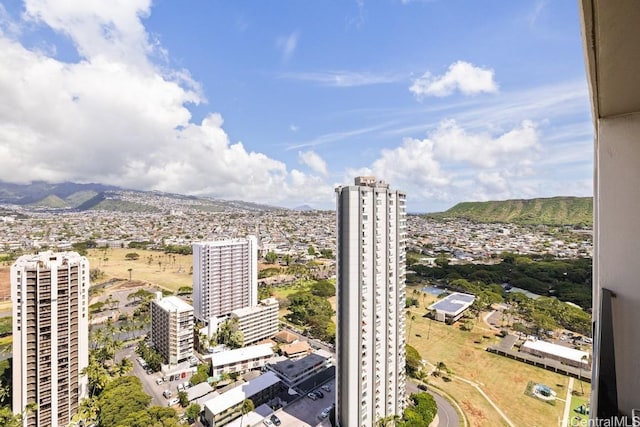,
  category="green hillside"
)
[427,196,592,226]
[29,194,70,208]
[65,190,98,207]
